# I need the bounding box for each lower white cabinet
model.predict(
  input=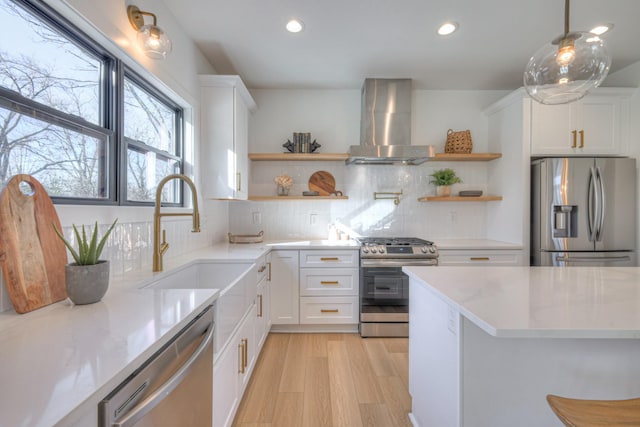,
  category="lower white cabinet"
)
[270,250,299,325]
[213,255,270,427]
[299,296,359,324]
[438,249,523,266]
[270,248,360,329]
